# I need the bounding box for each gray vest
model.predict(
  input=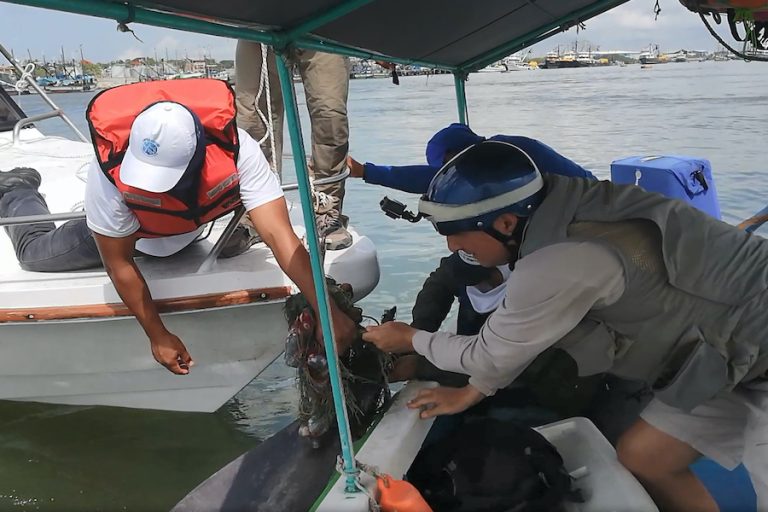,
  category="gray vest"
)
[520,175,768,411]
